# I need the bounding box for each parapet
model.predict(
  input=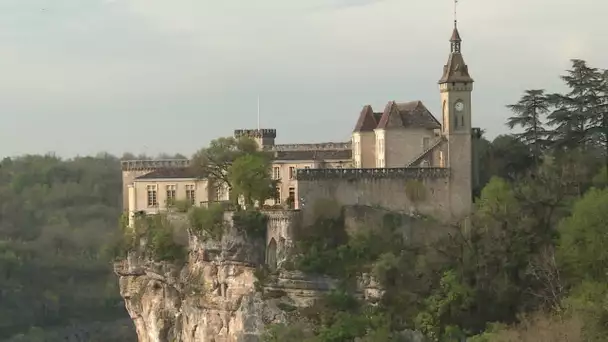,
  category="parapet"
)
[261,209,302,222]
[269,142,352,152]
[121,159,190,171]
[233,129,277,139]
[296,167,450,180]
